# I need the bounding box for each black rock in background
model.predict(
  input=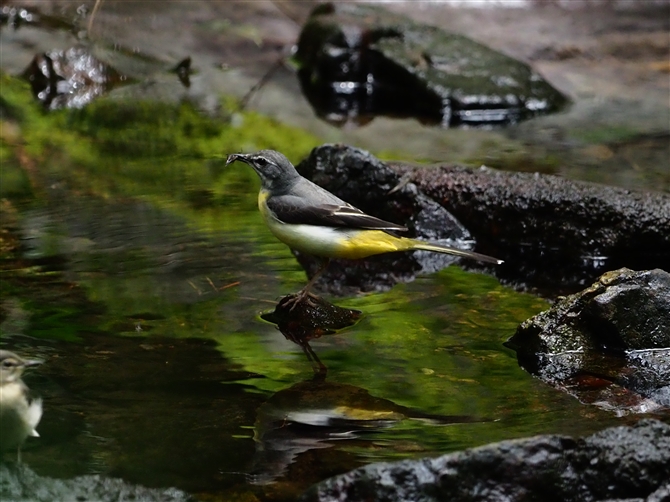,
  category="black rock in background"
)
[21,46,130,110]
[295,2,567,128]
[395,161,670,296]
